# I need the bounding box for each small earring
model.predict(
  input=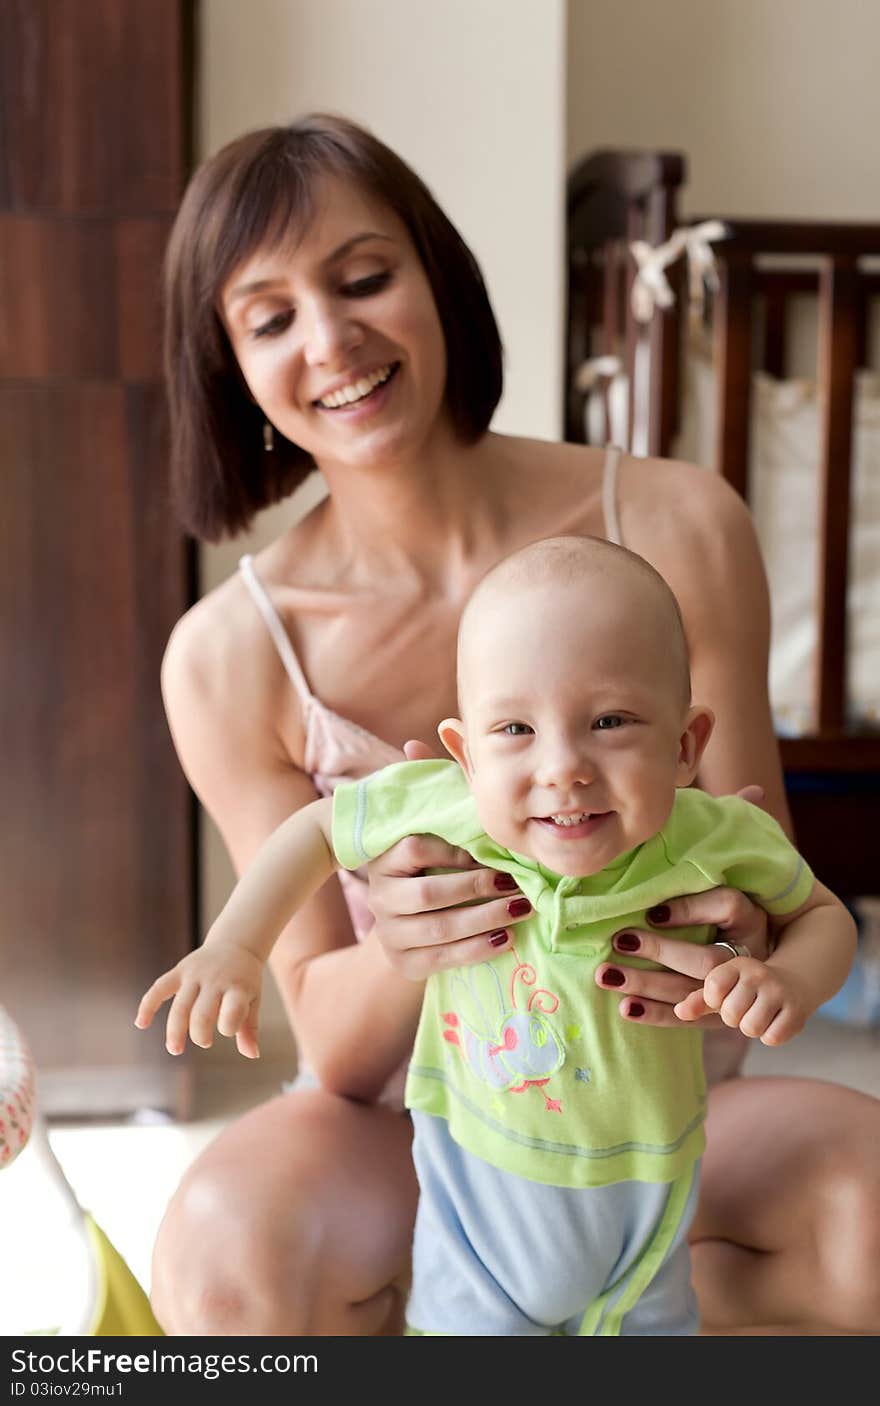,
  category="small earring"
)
[263,421,275,452]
